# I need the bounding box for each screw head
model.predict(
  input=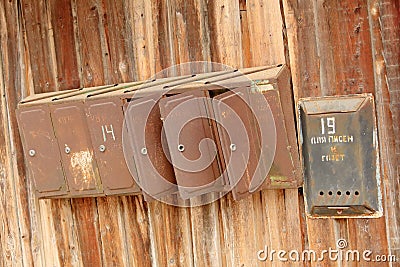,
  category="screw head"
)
[230,143,237,151]
[99,145,106,152]
[29,150,36,157]
[65,146,71,154]
[141,147,147,155]
[178,144,185,152]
